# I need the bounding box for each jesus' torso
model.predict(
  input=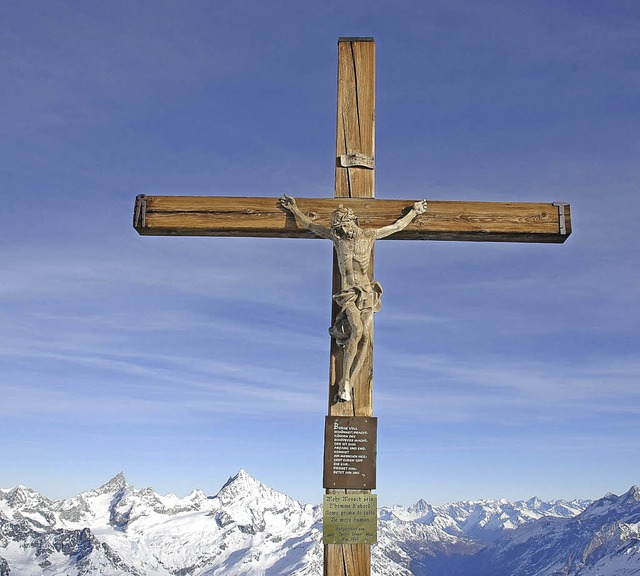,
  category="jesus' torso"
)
[333,229,376,290]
